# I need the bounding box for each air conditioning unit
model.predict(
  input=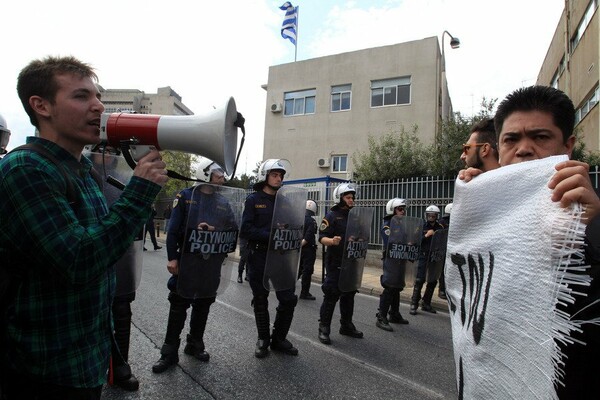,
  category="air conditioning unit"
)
[317,158,330,168]
[270,103,283,113]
